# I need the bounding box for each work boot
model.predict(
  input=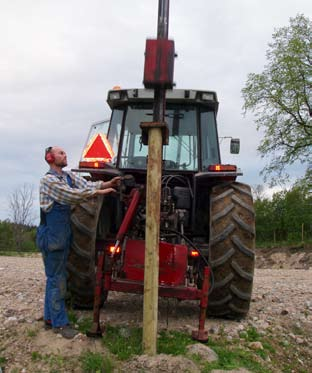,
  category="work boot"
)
[44,320,74,331]
[44,320,52,330]
[52,325,79,339]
